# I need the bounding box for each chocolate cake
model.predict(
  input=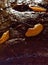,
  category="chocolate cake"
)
[0,0,48,65]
